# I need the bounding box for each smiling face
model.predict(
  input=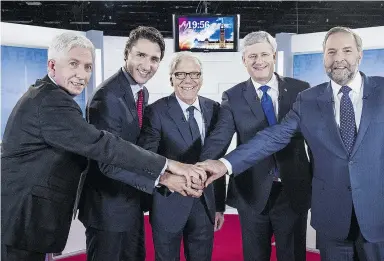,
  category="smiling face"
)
[125,38,161,85]
[171,57,202,105]
[48,47,93,96]
[323,32,362,86]
[242,42,276,84]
